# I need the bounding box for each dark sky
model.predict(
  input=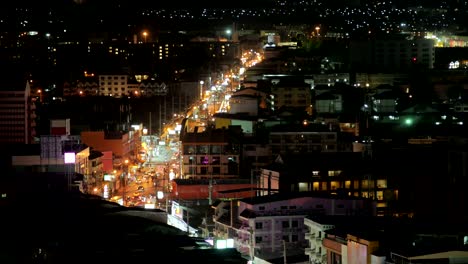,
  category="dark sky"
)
[12,0,276,8]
